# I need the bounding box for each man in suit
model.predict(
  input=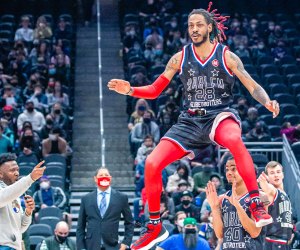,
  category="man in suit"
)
[76,167,134,250]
